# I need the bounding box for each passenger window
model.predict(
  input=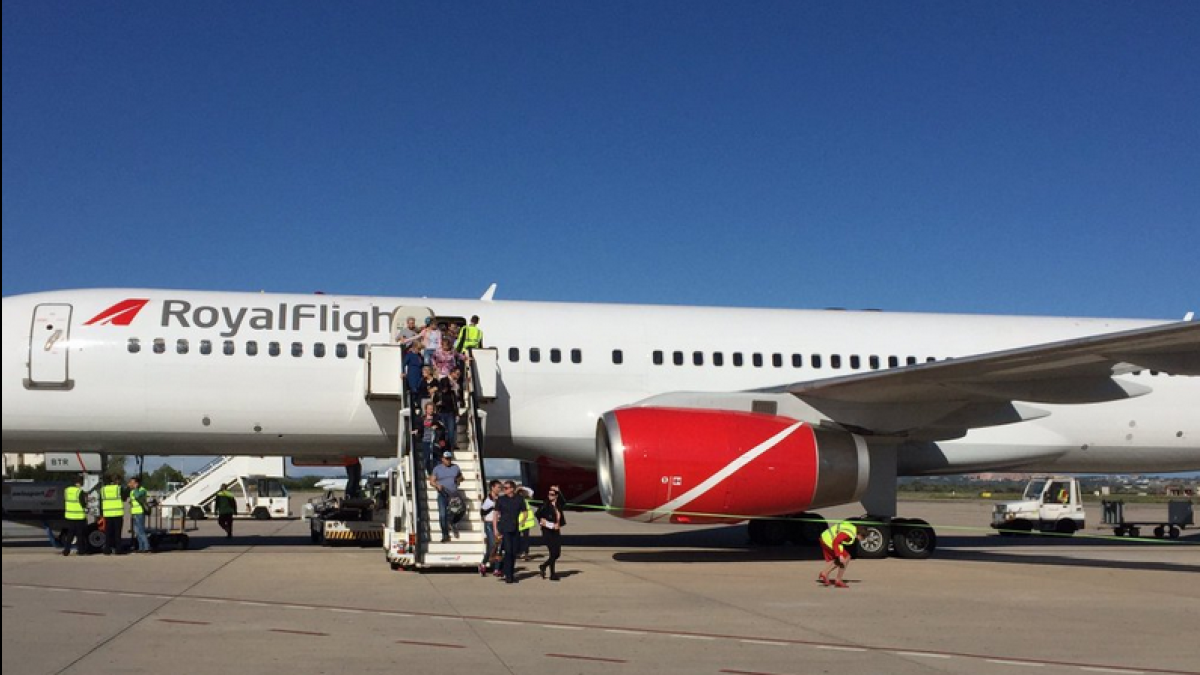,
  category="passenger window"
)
[292,342,304,357]
[673,351,684,366]
[831,354,842,369]
[926,356,936,363]
[530,348,541,363]
[153,339,165,354]
[127,338,141,354]
[246,341,258,357]
[571,348,582,364]
[792,354,803,368]
[752,353,763,368]
[811,354,822,369]
[357,344,366,359]
[888,356,899,368]
[869,355,880,370]
[693,351,704,366]
[550,348,561,364]
[612,349,623,365]
[850,355,860,369]
[713,352,724,367]
[772,353,782,368]
[314,343,326,358]
[906,356,917,366]
[733,352,744,367]
[176,339,189,355]
[336,344,348,358]
[223,340,235,356]
[200,340,212,355]
[653,350,664,365]
[509,347,520,362]
[269,342,281,357]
